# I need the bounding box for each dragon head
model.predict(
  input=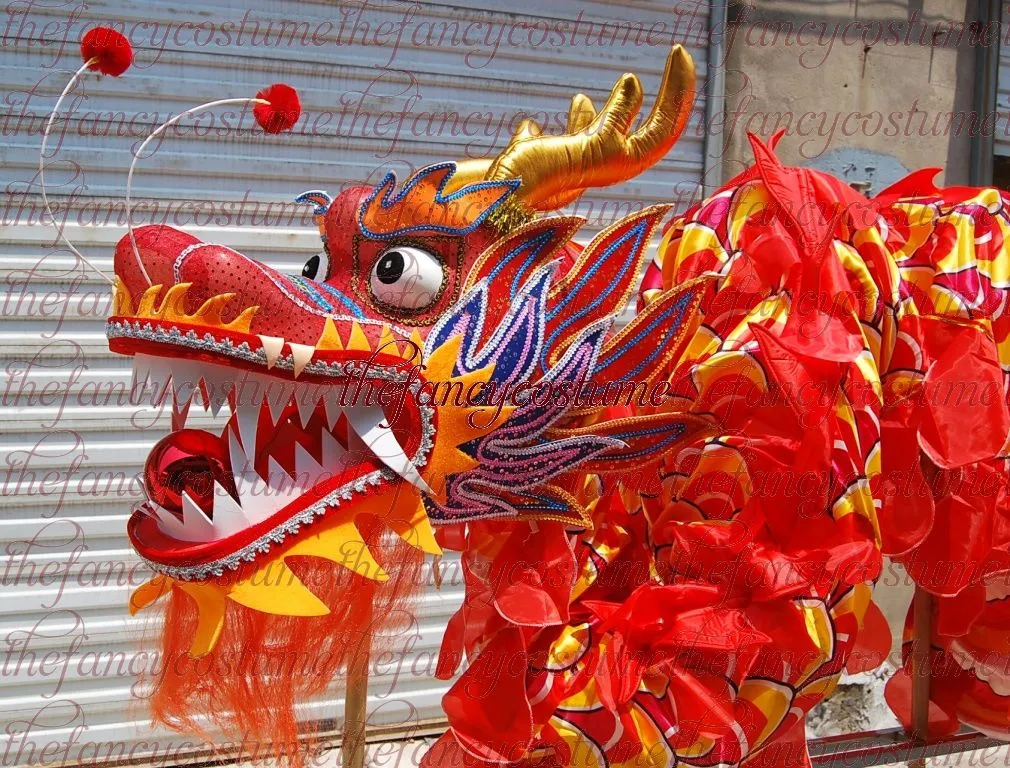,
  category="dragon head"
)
[113,43,700,636]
